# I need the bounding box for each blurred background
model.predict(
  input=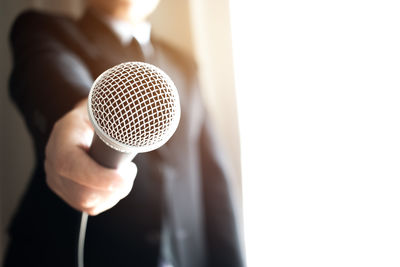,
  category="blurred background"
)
[0,0,240,263]
[2,0,400,266]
